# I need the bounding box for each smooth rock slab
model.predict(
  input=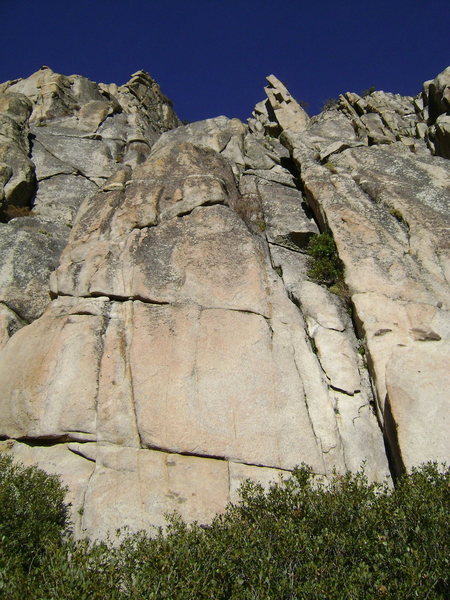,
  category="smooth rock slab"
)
[130,302,321,470]
[81,444,231,539]
[257,180,318,250]
[54,203,270,315]
[385,342,450,473]
[310,326,361,395]
[33,173,98,225]
[0,296,108,439]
